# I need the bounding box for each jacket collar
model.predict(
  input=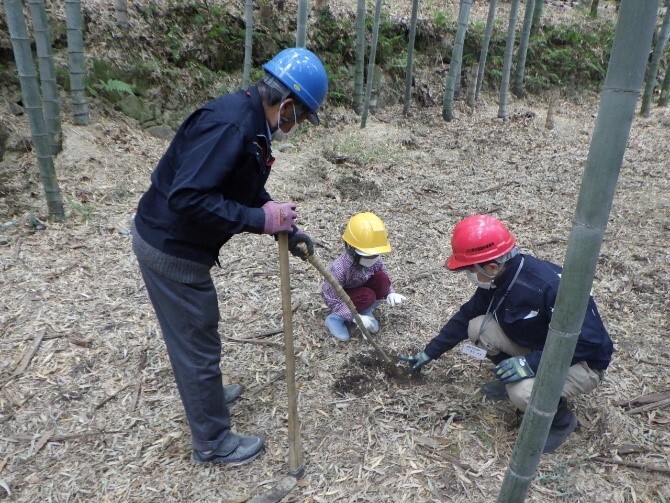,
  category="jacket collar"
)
[492,253,523,289]
[247,86,268,135]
